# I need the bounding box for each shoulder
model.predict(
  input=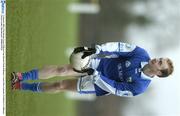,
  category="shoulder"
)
[134,46,150,59]
[133,79,151,96]
[134,46,148,53]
